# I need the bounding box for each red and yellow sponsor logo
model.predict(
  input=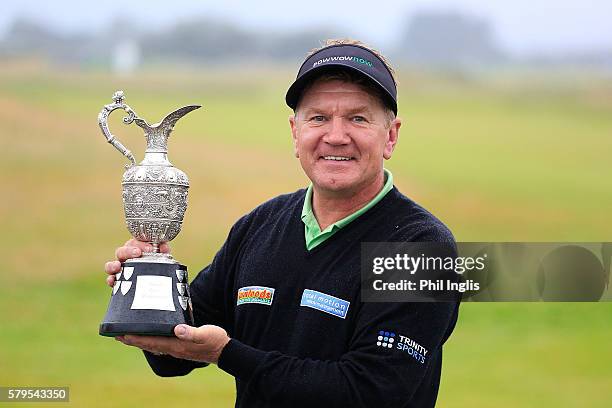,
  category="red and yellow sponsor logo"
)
[237,286,275,306]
